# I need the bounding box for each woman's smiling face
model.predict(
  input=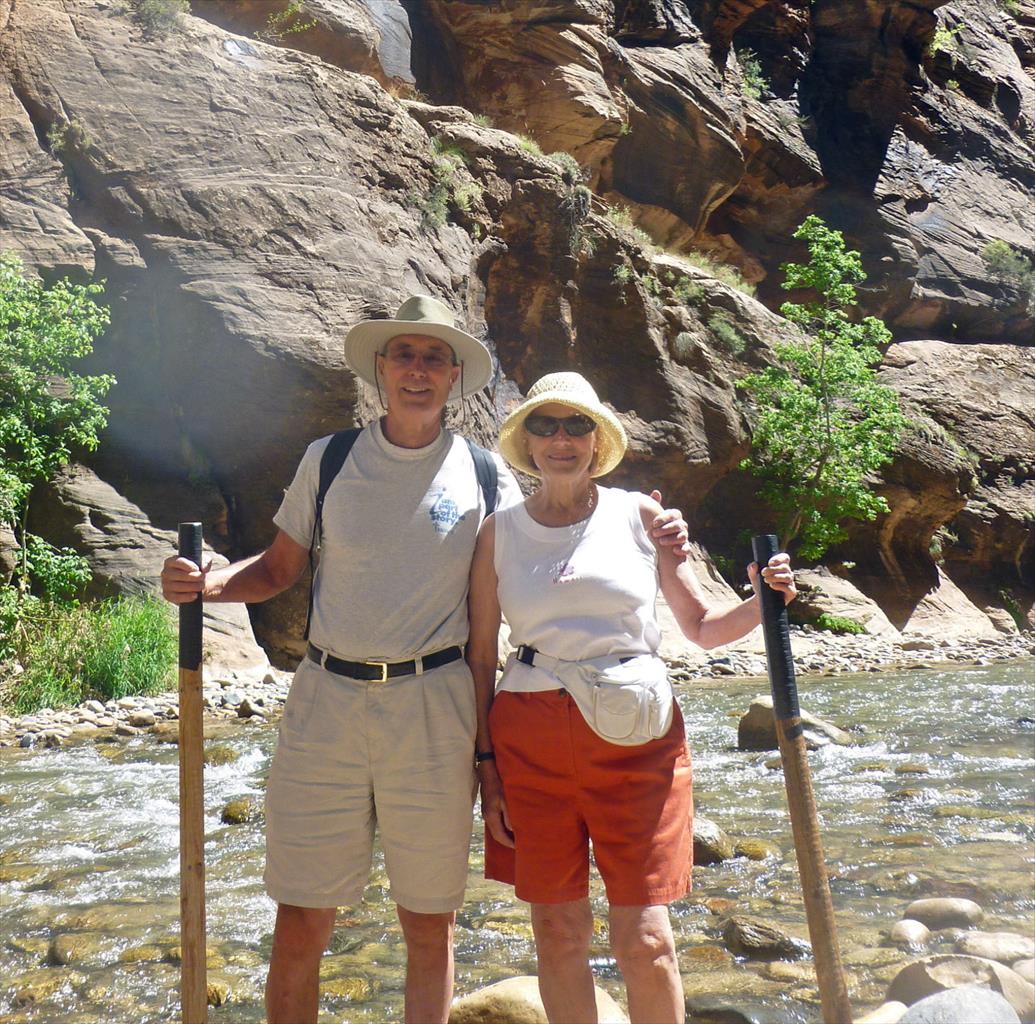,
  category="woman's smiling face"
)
[523,402,598,479]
